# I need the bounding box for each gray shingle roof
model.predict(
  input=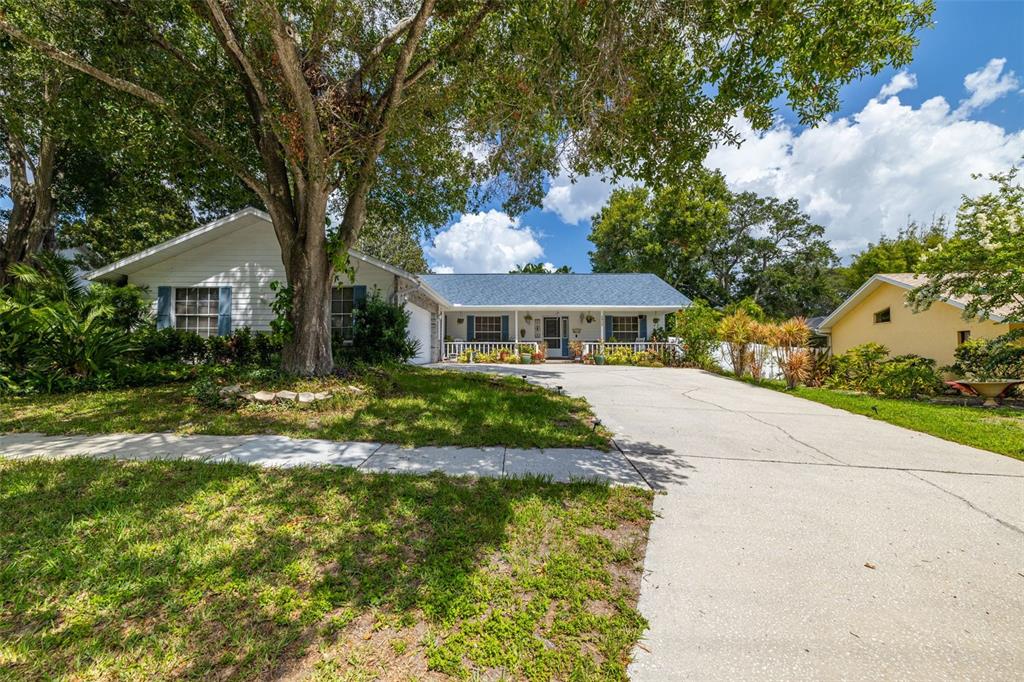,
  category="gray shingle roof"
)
[419,273,691,308]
